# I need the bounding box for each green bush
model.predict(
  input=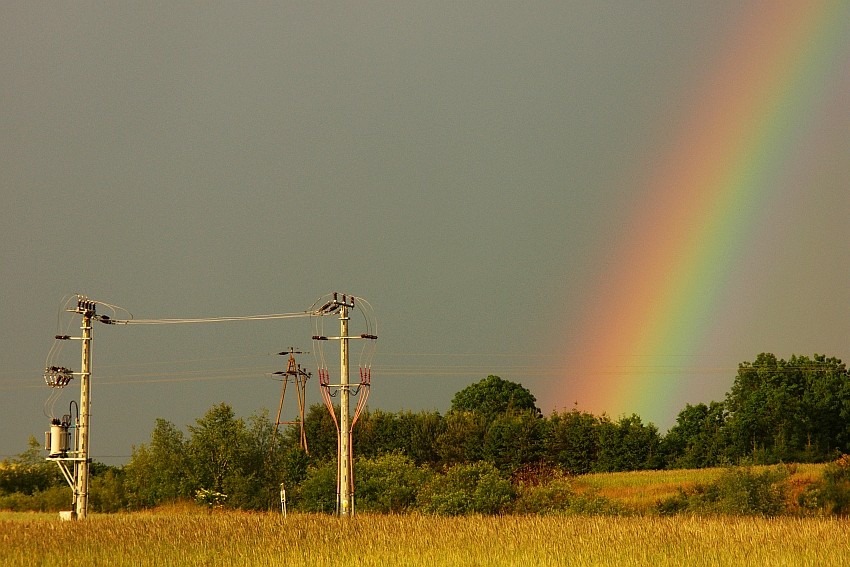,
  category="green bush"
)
[799,454,850,515]
[89,469,128,513]
[416,462,513,515]
[657,465,790,516]
[513,474,622,515]
[297,461,338,513]
[355,453,430,513]
[0,486,72,512]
